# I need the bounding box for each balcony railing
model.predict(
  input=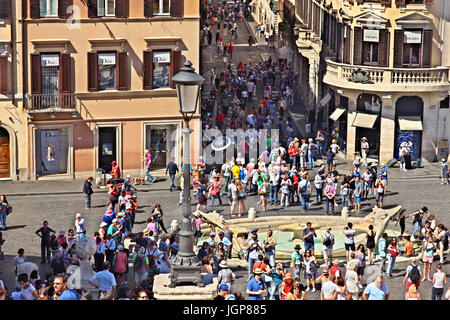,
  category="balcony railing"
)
[28,93,76,112]
[324,59,450,92]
